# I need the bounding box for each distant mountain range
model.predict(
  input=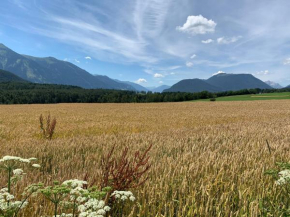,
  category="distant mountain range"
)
[164,79,220,93]
[164,73,272,93]
[114,79,148,92]
[147,85,171,93]
[0,69,28,83]
[265,81,283,89]
[0,43,284,94]
[0,43,139,90]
